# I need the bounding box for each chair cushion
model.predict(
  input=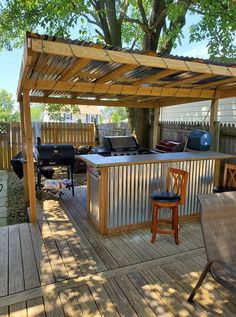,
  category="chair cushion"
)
[150,191,181,202]
[212,186,236,193]
[211,261,236,293]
